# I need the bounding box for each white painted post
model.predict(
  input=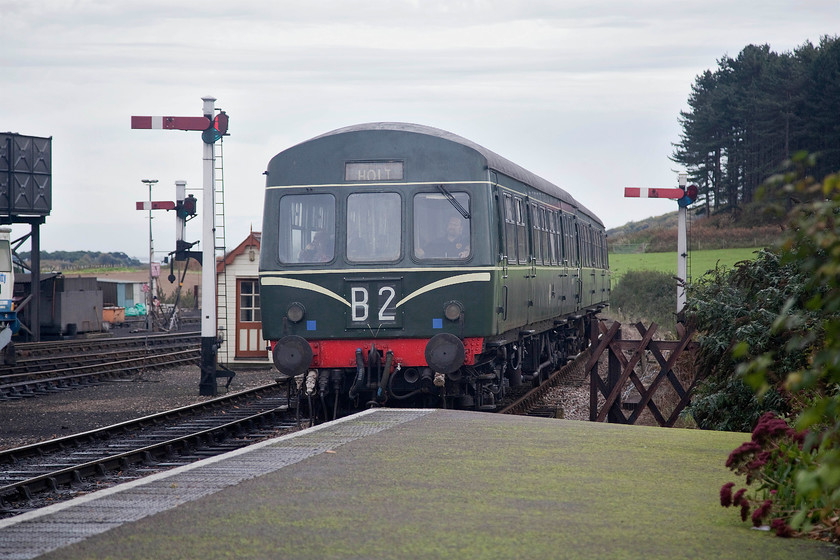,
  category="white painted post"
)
[198,96,218,396]
[677,173,688,314]
[175,180,187,245]
[141,179,158,330]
